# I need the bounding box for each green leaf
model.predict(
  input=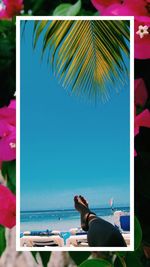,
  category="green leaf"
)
[78,8,95,16]
[1,160,16,194]
[134,217,142,250]
[116,252,127,257]
[94,11,100,16]
[125,252,143,267]
[69,252,90,265]
[0,225,6,257]
[79,259,113,267]
[33,21,49,49]
[0,20,13,33]
[39,252,51,267]
[53,0,81,16]
[114,253,126,267]
[31,251,38,264]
